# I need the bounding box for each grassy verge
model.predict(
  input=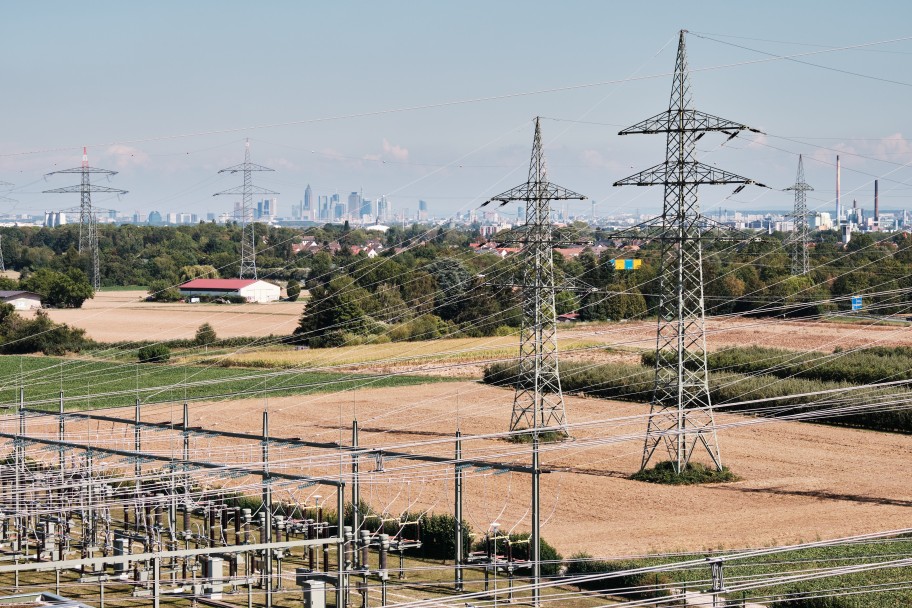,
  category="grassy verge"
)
[0,355,454,411]
[568,538,912,607]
